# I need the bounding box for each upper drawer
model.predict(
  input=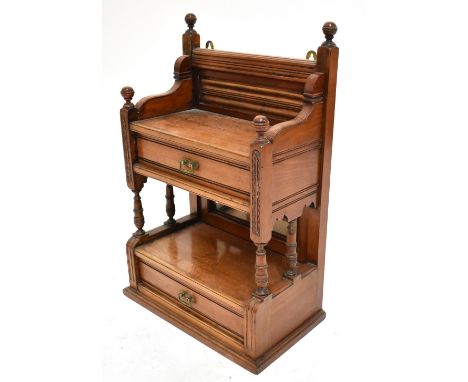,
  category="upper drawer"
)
[136,137,250,194]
